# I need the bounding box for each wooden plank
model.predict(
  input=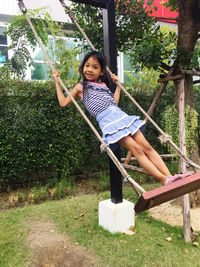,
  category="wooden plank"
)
[122,163,149,175]
[157,74,183,82]
[121,154,177,162]
[134,172,200,213]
